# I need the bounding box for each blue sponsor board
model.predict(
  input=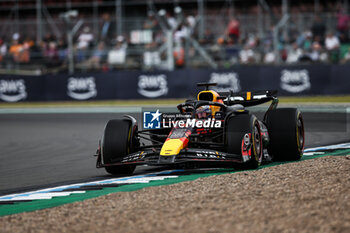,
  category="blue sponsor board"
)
[1,65,350,102]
